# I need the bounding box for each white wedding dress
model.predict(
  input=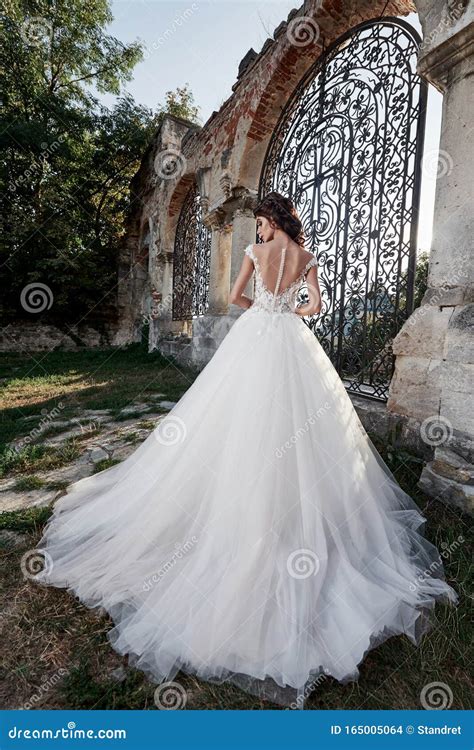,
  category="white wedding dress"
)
[34,243,459,708]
